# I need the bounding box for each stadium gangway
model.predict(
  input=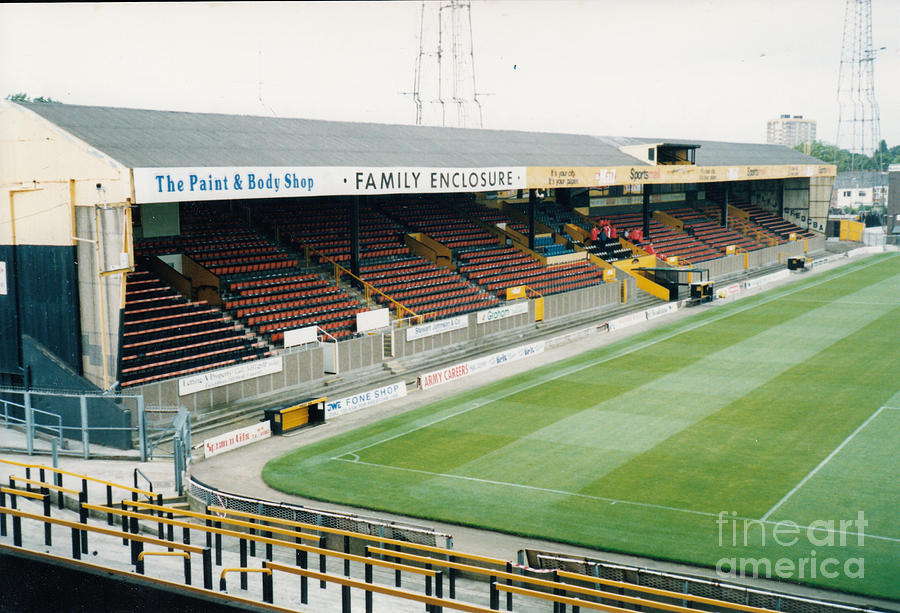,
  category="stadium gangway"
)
[89,500,446,606]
